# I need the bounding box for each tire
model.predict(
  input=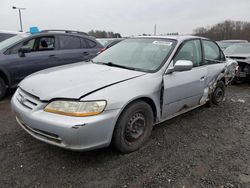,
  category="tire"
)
[211,81,225,105]
[0,77,7,100]
[112,101,154,153]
